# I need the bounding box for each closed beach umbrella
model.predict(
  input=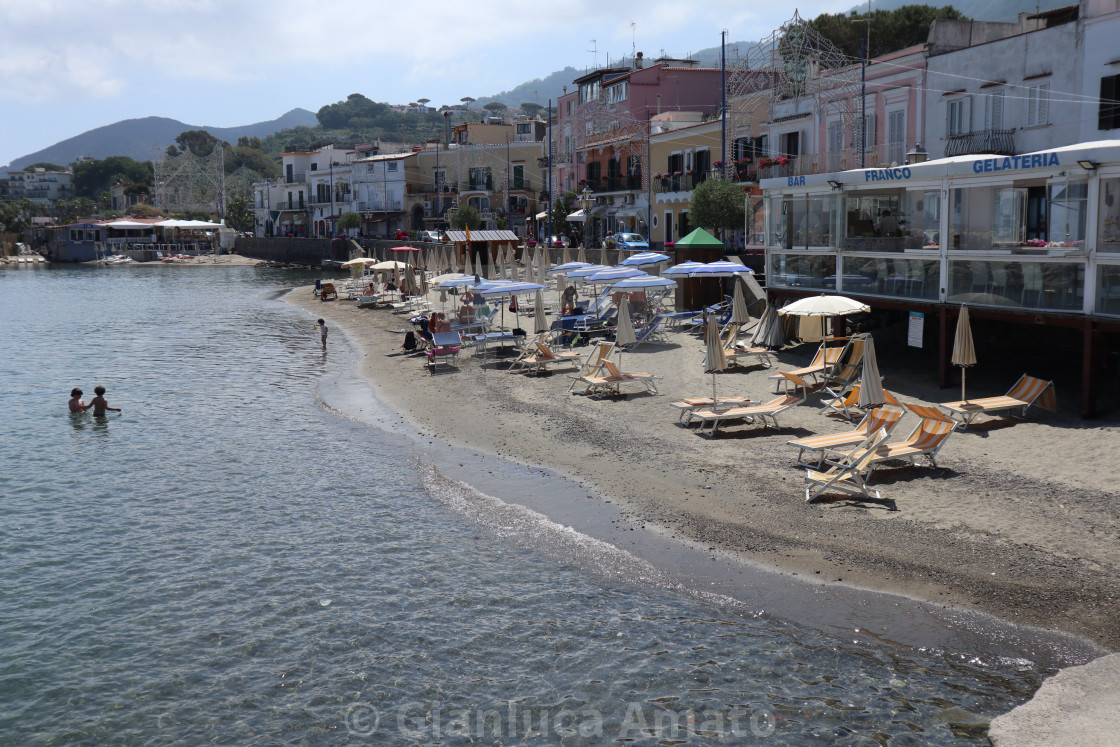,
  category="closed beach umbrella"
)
[463,249,473,276]
[952,304,977,401]
[615,296,637,368]
[536,247,549,285]
[751,302,785,349]
[562,245,572,265]
[577,244,588,264]
[857,334,887,409]
[730,277,751,327]
[704,309,728,406]
[534,290,549,334]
